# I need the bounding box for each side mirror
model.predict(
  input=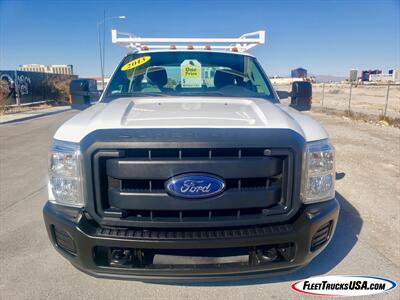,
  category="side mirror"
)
[290,81,312,111]
[70,79,89,93]
[276,90,290,99]
[69,79,100,110]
